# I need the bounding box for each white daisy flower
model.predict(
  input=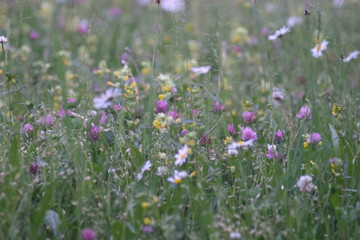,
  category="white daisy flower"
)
[161,0,185,13]
[311,40,328,58]
[268,26,290,41]
[0,35,8,44]
[342,50,360,62]
[167,170,188,184]
[297,175,315,192]
[93,88,121,109]
[190,66,211,75]
[175,145,191,166]
[227,140,255,156]
[137,160,152,181]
